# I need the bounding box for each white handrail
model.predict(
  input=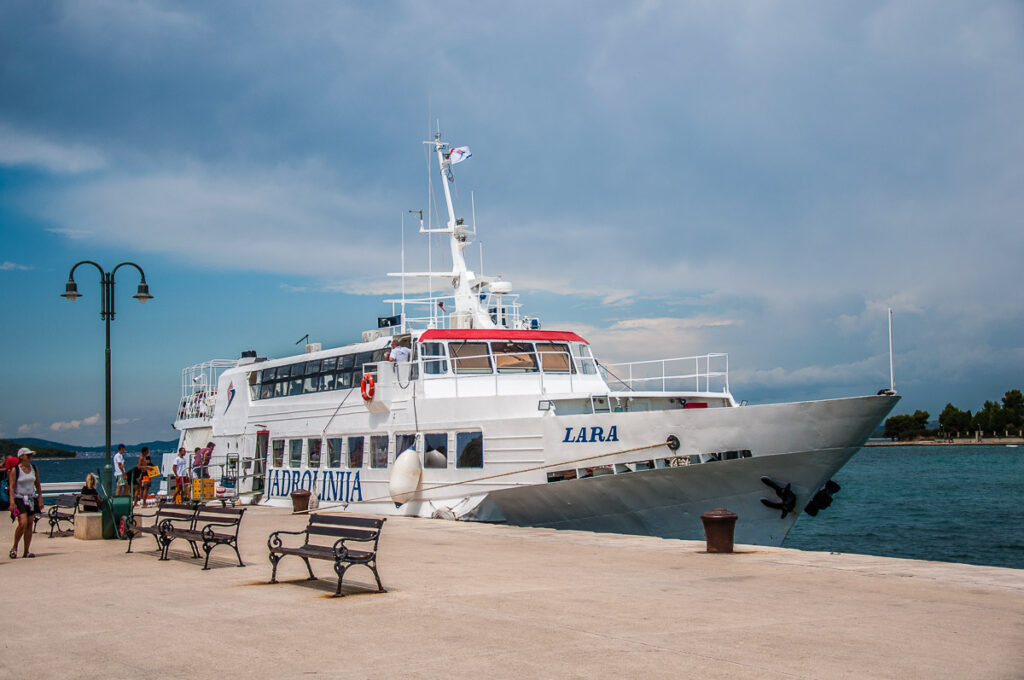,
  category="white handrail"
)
[601,353,730,393]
